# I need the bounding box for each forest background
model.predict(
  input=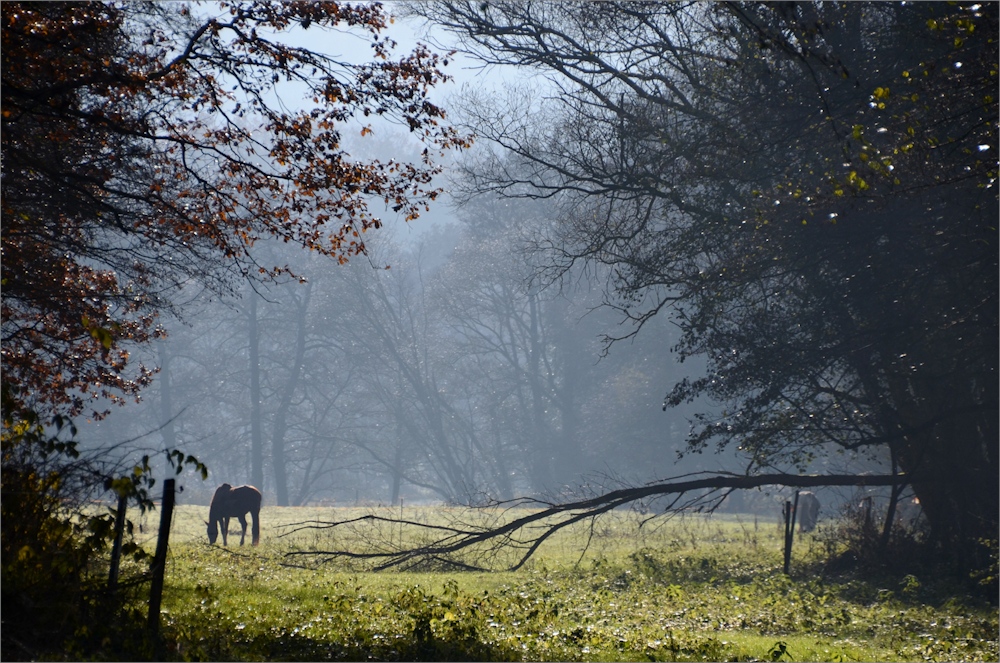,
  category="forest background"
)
[1,1,996,659]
